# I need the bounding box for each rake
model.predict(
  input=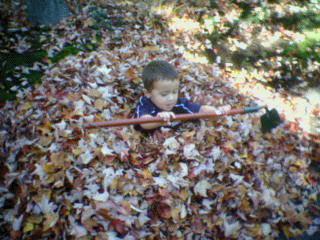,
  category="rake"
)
[84,105,282,133]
